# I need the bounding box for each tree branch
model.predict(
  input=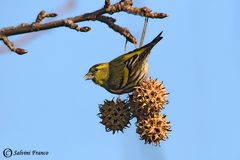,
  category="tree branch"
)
[0,0,77,54]
[1,36,28,55]
[0,0,167,55]
[96,15,137,44]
